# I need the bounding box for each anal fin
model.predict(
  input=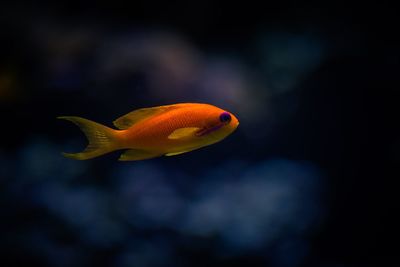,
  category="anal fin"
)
[165,149,195,156]
[119,149,161,161]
